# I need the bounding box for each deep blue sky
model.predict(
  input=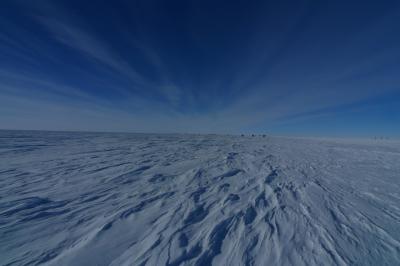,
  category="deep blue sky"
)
[1,0,399,136]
